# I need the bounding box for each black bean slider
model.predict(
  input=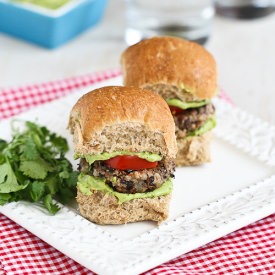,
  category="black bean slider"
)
[68,86,177,224]
[121,36,217,166]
